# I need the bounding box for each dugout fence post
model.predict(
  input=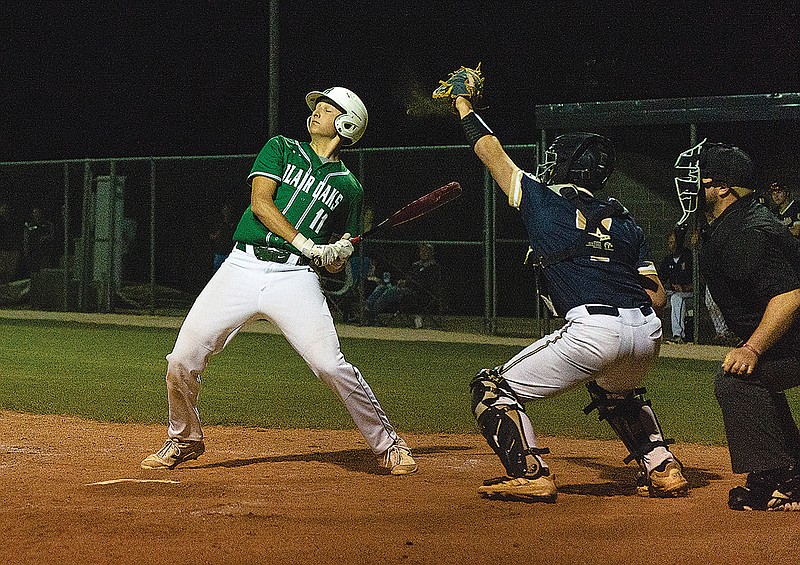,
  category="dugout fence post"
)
[77,160,92,311]
[483,166,496,335]
[62,162,70,311]
[536,131,547,337]
[149,158,156,315]
[268,0,279,139]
